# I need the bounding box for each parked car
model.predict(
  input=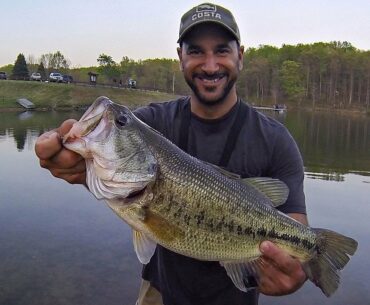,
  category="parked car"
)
[128,78,136,88]
[0,72,7,80]
[62,74,73,83]
[49,72,63,82]
[30,72,42,81]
